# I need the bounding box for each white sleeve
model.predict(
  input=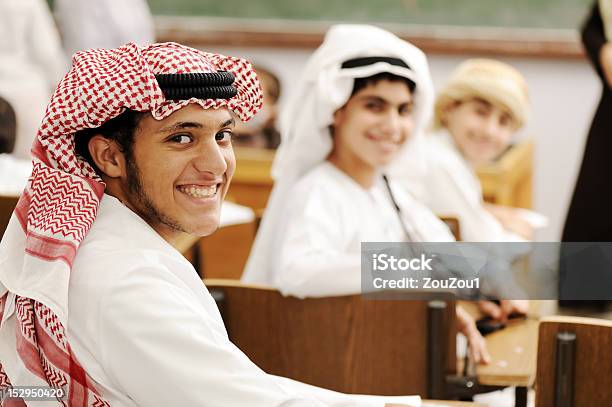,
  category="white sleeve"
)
[389,181,456,243]
[272,376,420,407]
[273,188,364,299]
[427,163,511,242]
[99,267,394,407]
